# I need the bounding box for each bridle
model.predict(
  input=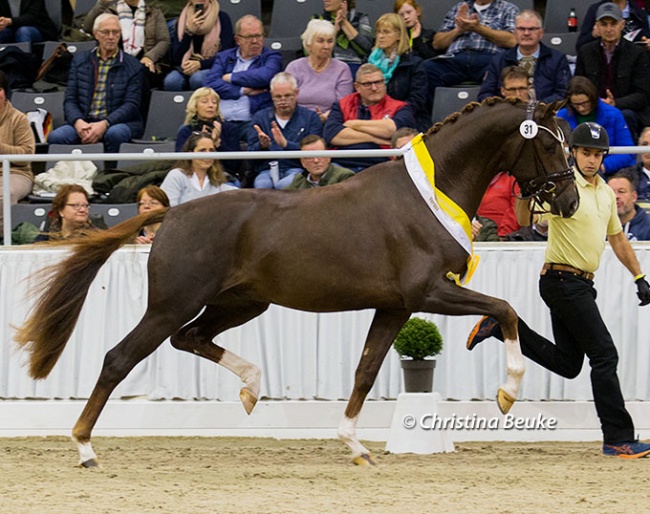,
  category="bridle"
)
[511,101,574,212]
